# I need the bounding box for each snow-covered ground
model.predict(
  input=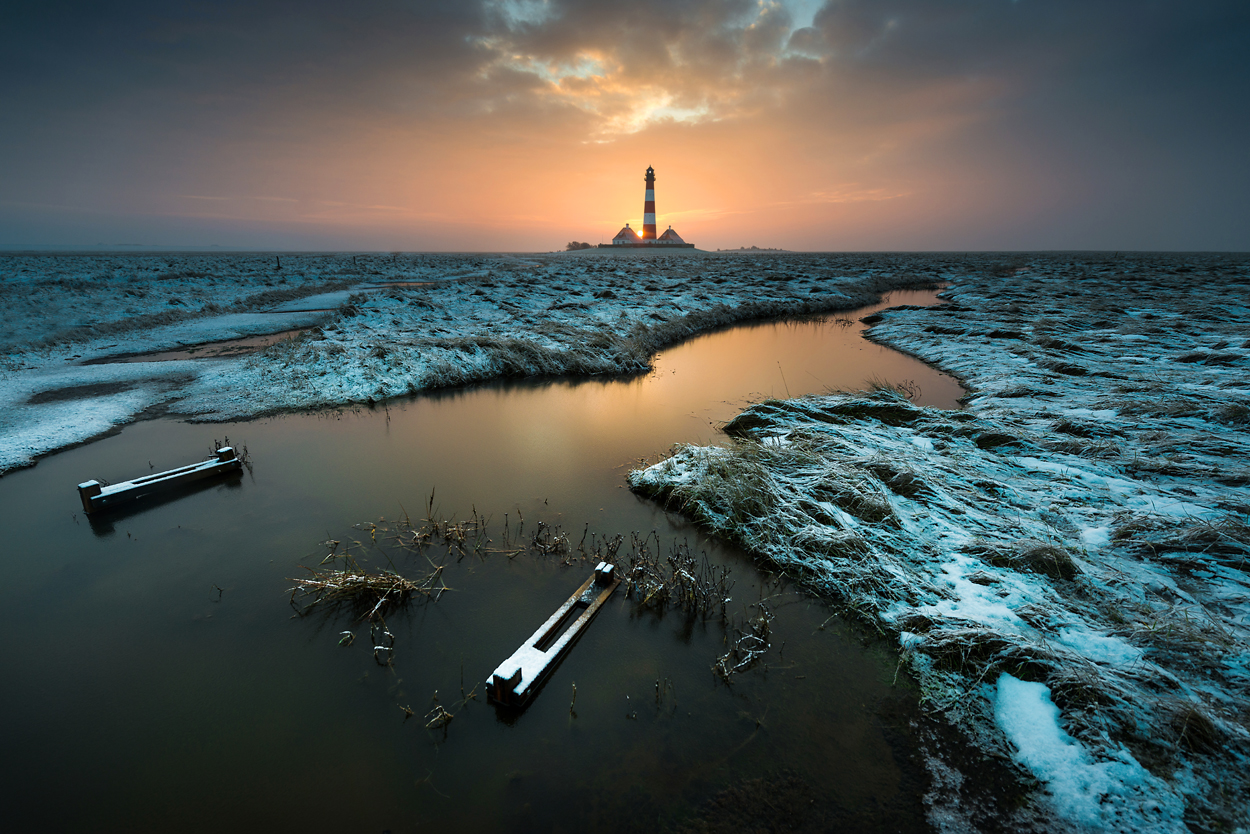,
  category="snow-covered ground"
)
[0,251,945,473]
[630,254,1250,832]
